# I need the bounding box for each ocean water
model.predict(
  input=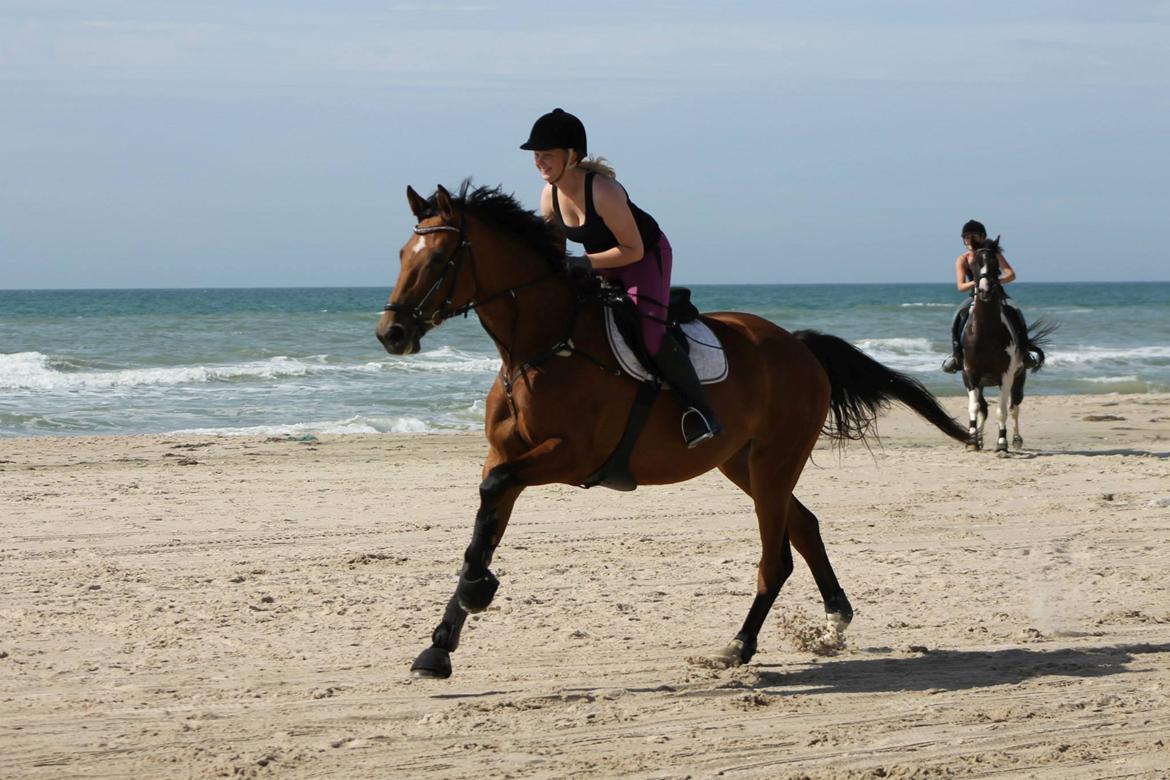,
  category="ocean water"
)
[1,283,1167,437]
